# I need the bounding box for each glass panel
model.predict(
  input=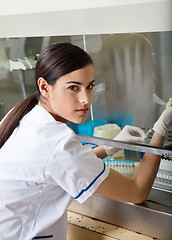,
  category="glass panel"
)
[84,32,172,153]
[0,32,171,150]
[85,32,172,131]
